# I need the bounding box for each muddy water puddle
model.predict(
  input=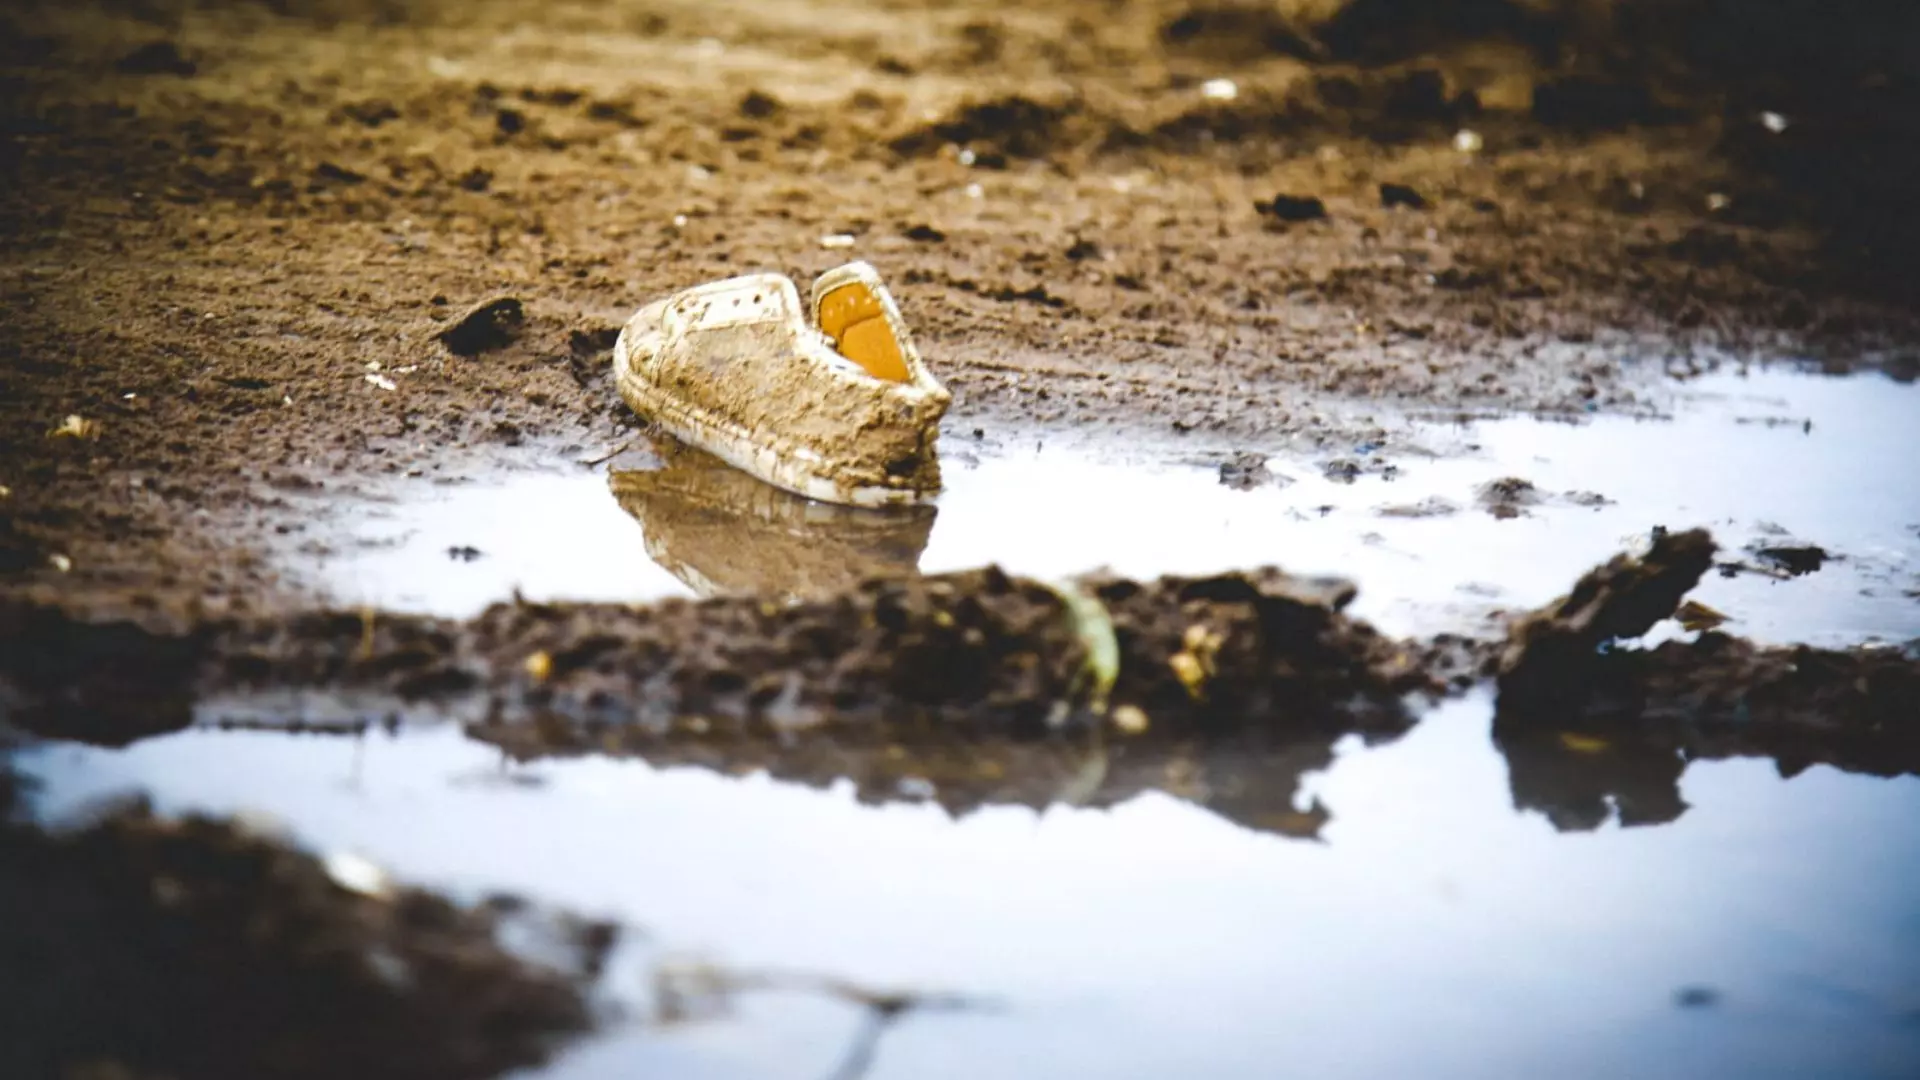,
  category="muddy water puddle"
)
[302,368,1919,646]
[71,364,1907,1077]
[19,695,1920,1079]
